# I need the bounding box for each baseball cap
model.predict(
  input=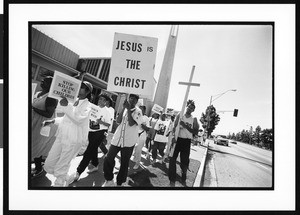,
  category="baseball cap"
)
[82,81,93,93]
